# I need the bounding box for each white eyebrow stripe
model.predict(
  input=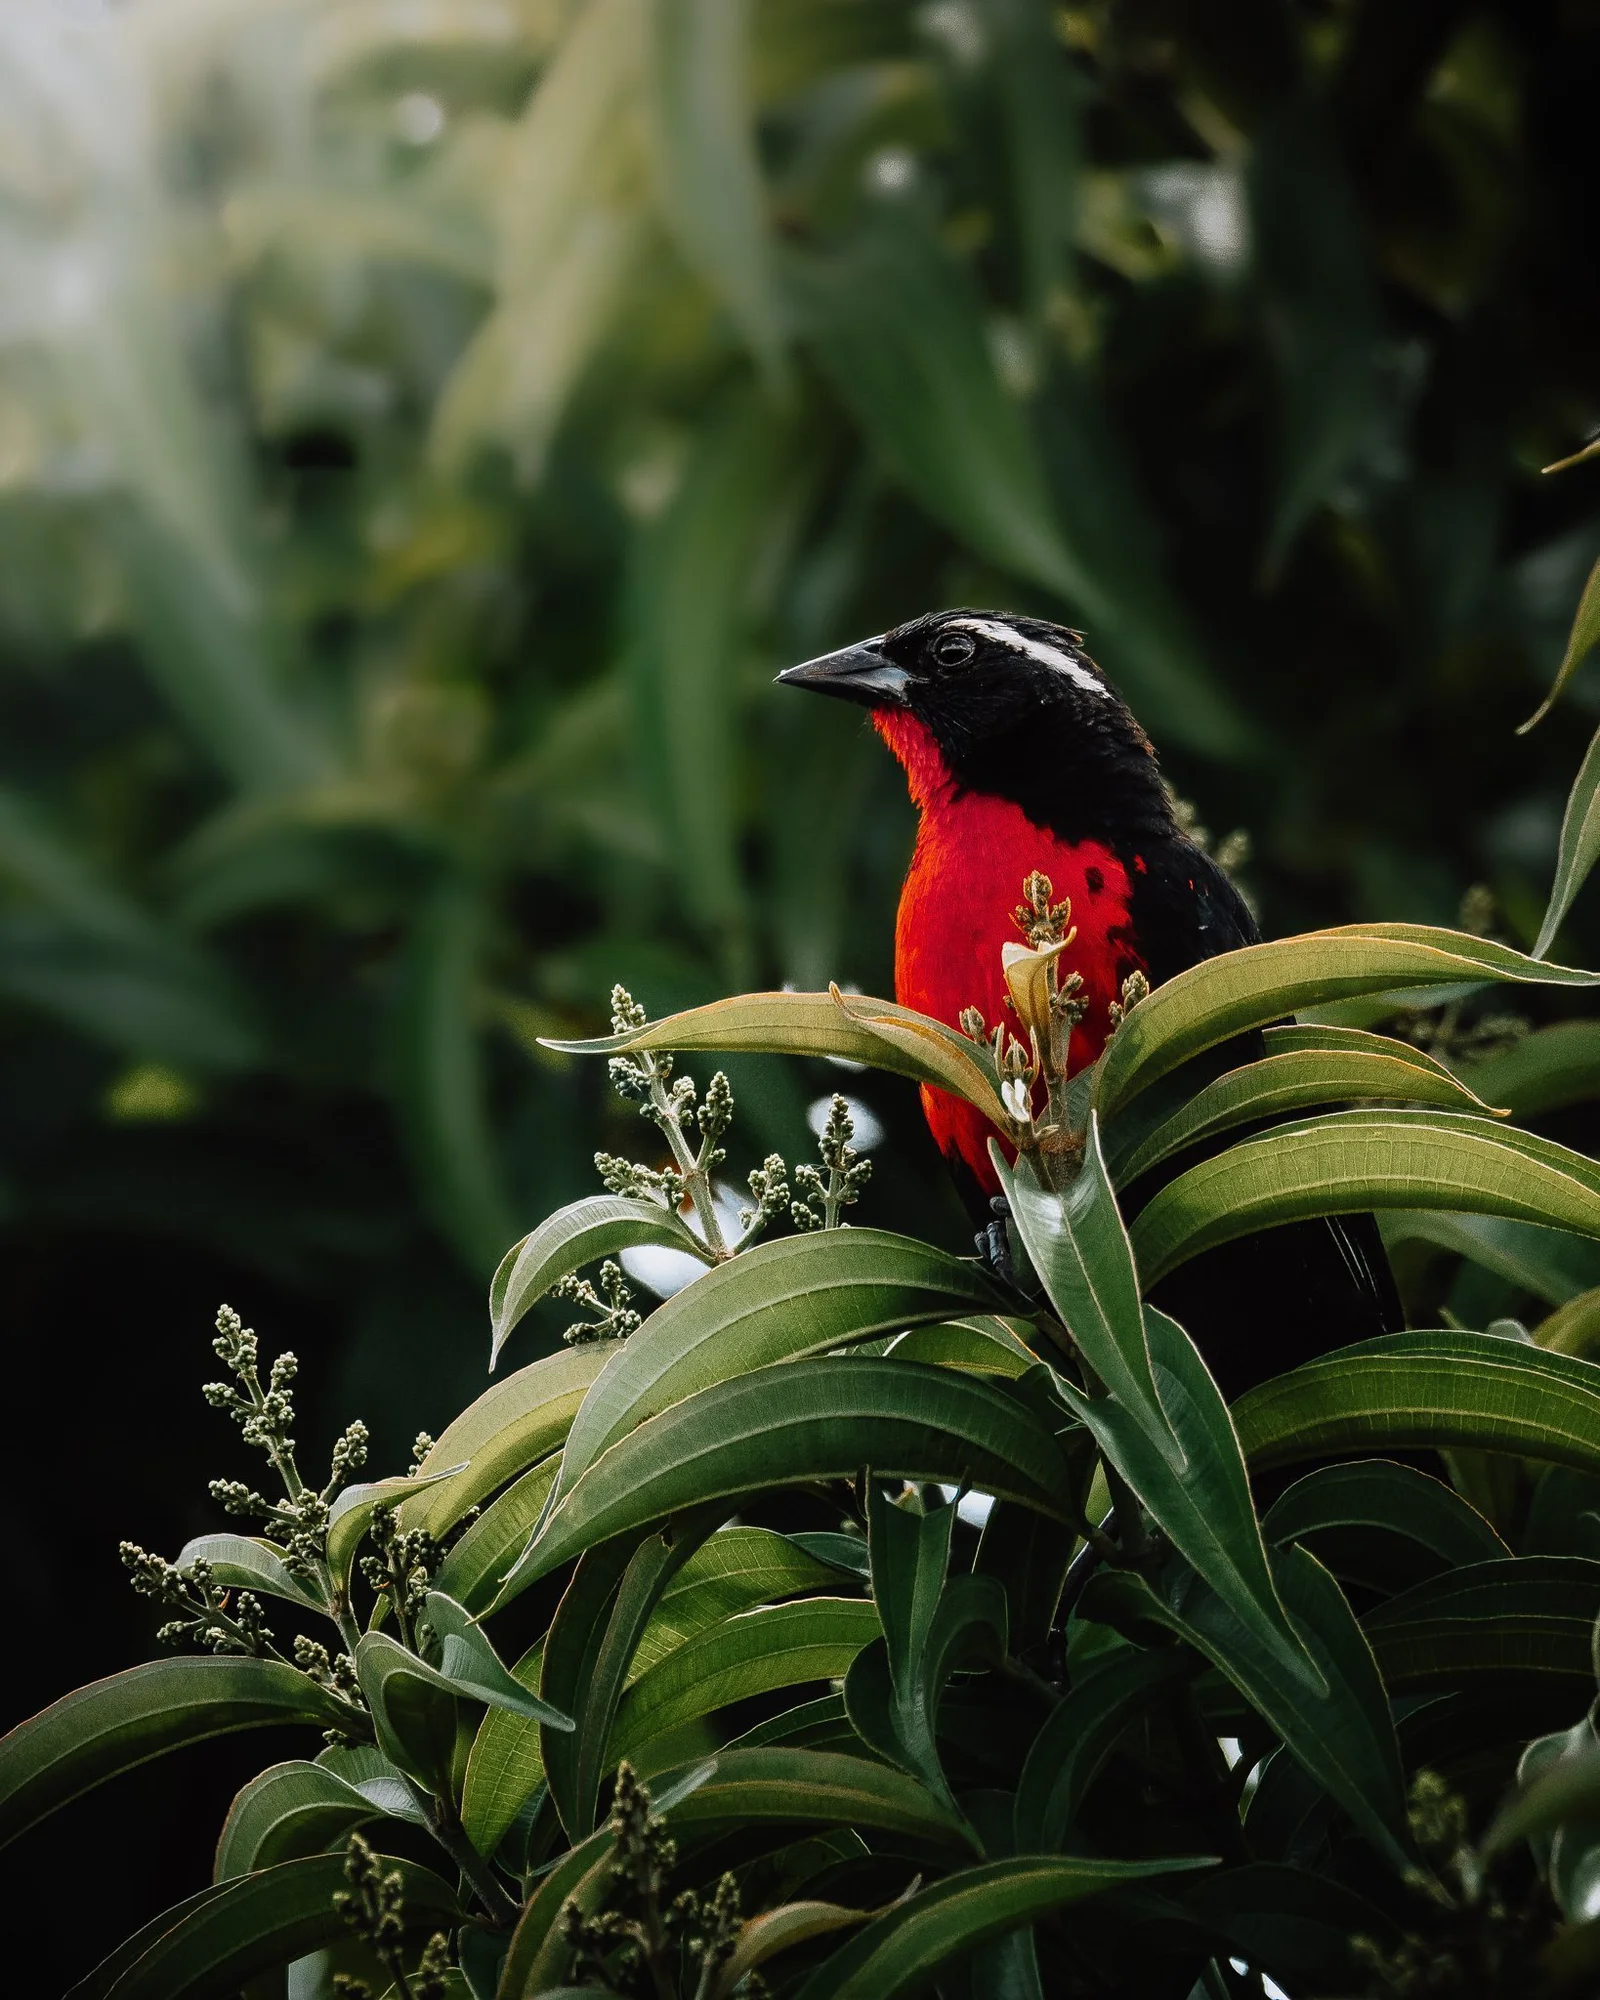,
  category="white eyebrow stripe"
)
[948,618,1108,698]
